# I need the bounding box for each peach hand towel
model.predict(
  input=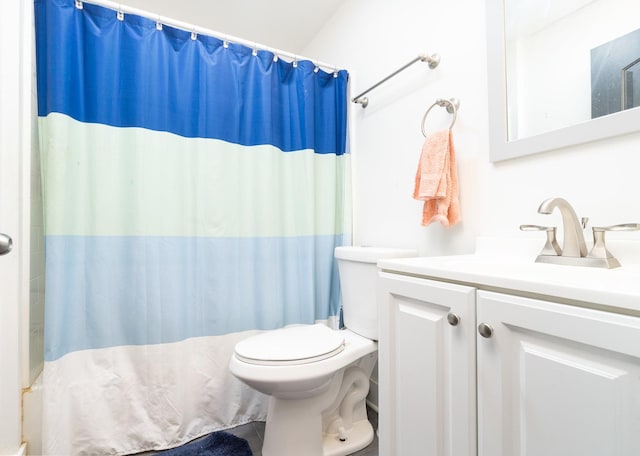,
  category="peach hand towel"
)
[412,129,461,227]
